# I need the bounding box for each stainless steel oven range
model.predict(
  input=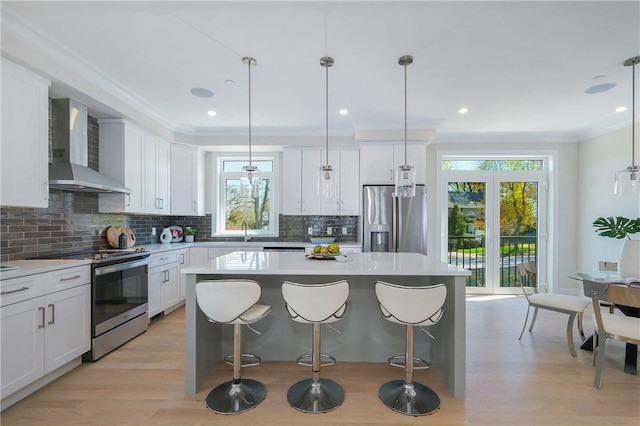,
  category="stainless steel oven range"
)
[37,249,150,360]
